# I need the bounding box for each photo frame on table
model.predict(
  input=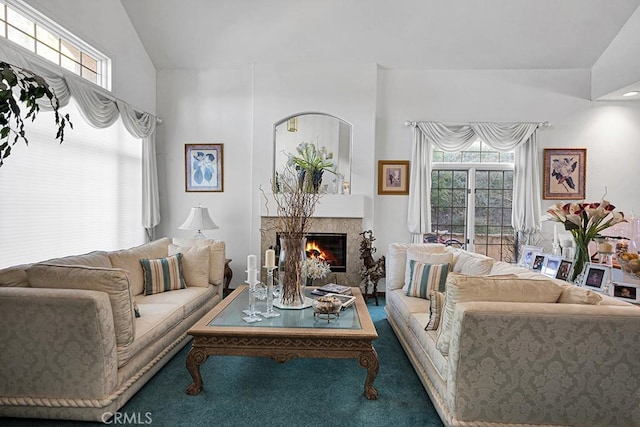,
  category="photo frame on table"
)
[613,282,639,303]
[378,160,410,195]
[542,255,563,278]
[555,259,574,282]
[581,263,609,291]
[519,245,543,268]
[531,254,546,272]
[543,148,586,200]
[185,143,224,192]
